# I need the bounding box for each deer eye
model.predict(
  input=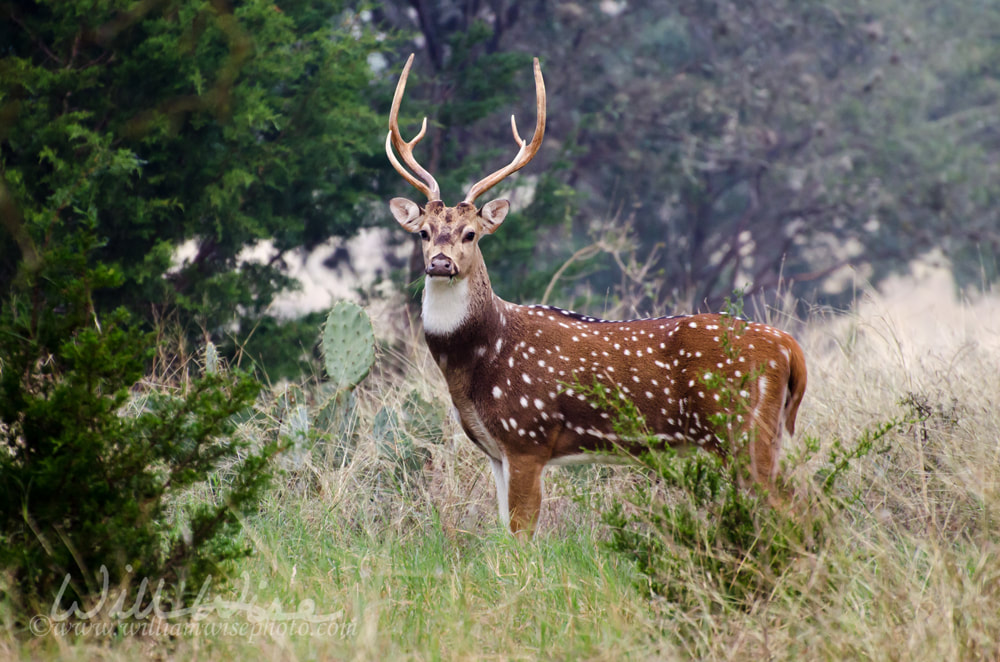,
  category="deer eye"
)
[463,230,476,242]
[419,229,429,241]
